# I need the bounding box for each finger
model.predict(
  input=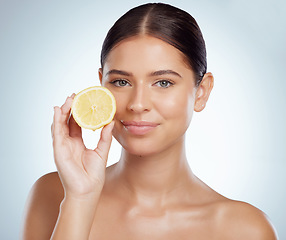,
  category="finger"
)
[68,113,82,138]
[51,106,54,139]
[57,96,74,137]
[61,96,73,124]
[94,121,114,163]
[52,106,63,140]
[51,122,54,139]
[52,94,75,141]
